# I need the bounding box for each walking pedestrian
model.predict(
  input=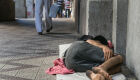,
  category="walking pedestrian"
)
[64,0,71,18]
[35,0,53,35]
[57,0,64,17]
